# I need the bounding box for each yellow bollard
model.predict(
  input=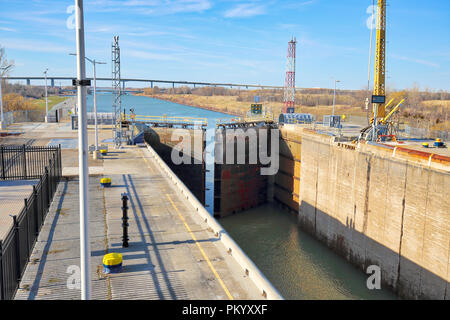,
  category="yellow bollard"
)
[103,253,123,274]
[100,177,112,187]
